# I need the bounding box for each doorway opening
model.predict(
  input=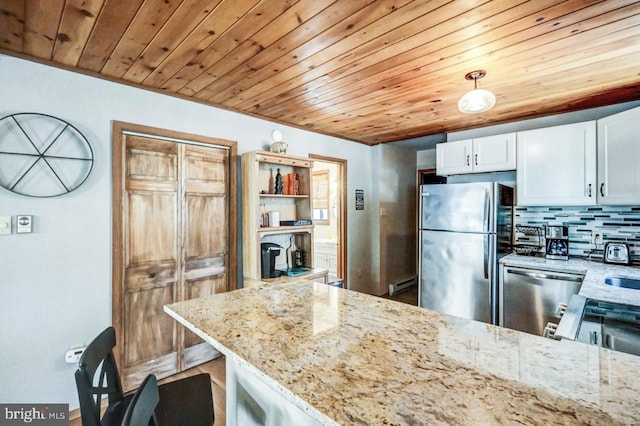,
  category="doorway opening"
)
[310,154,347,288]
